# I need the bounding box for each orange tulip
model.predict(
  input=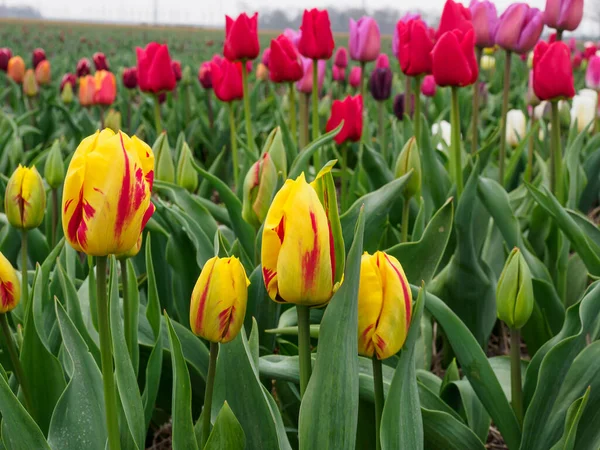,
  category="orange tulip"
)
[79,75,95,106]
[93,70,117,105]
[7,56,25,84]
[35,59,51,85]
